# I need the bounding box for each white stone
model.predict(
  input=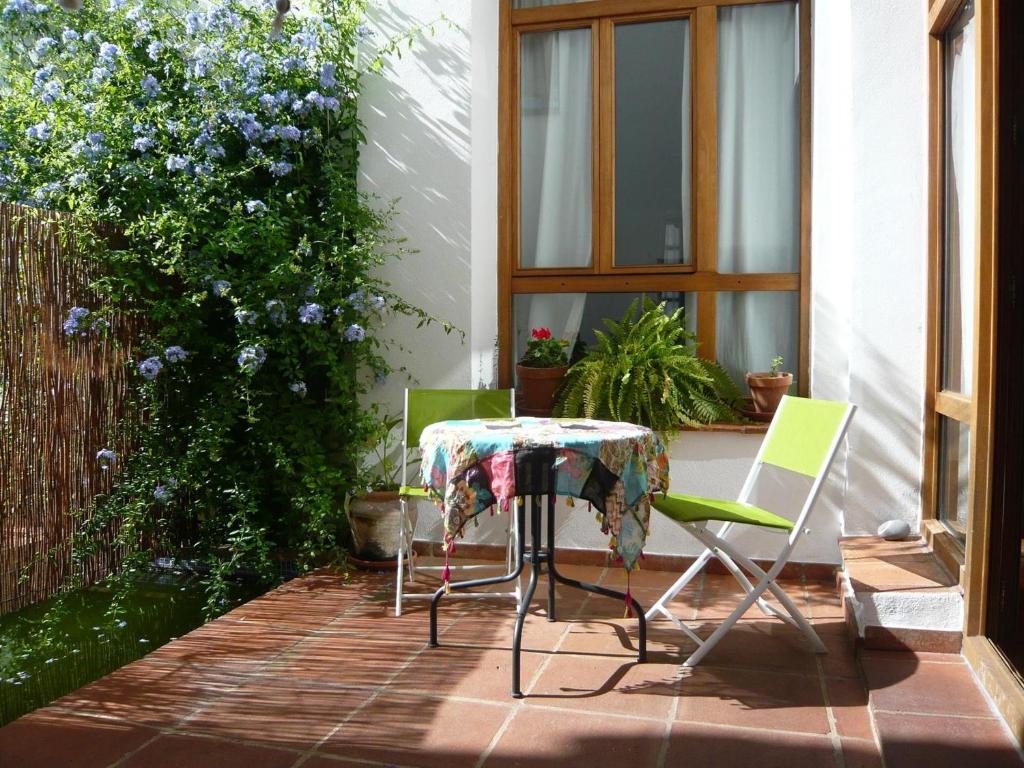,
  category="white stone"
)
[877,519,911,541]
